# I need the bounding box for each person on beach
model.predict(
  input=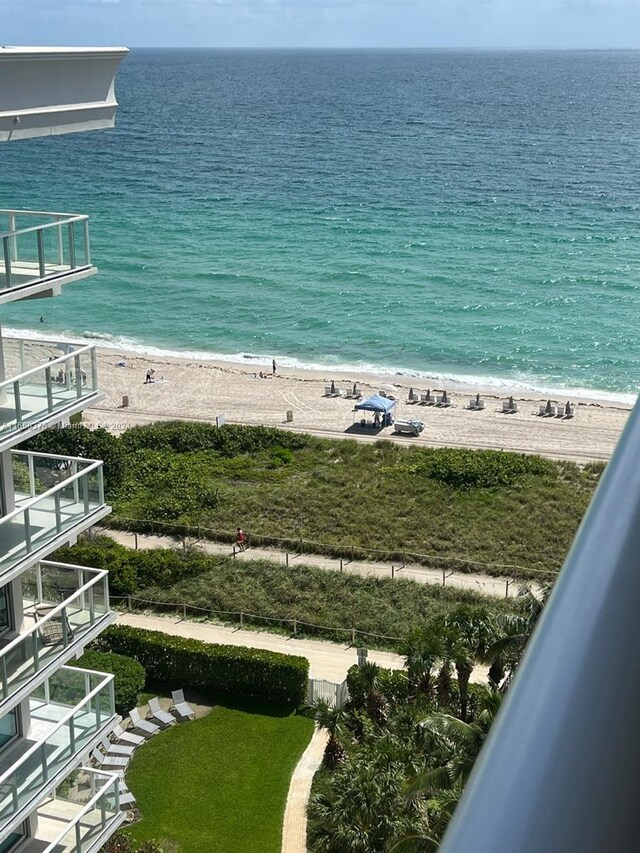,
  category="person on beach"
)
[236,527,247,552]
[144,368,155,384]
[272,359,277,376]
